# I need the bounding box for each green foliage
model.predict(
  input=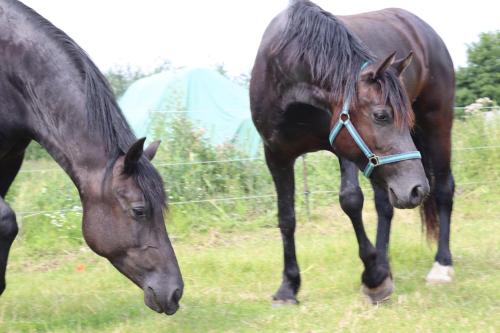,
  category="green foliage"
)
[147,113,274,234]
[104,60,174,98]
[105,65,148,98]
[214,62,228,77]
[456,31,500,106]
